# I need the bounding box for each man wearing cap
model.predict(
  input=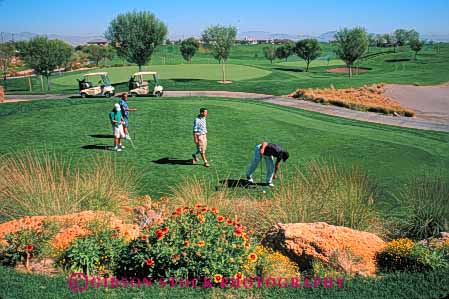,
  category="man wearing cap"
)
[109,103,125,151]
[246,142,289,187]
[119,93,137,140]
